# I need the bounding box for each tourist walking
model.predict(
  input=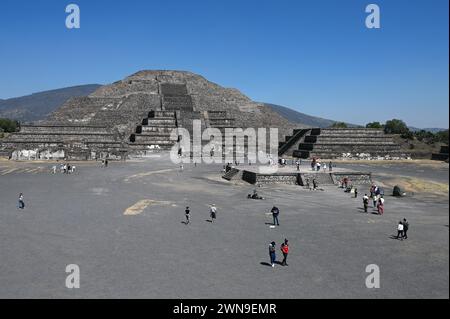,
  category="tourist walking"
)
[17,193,24,209]
[312,178,318,190]
[329,161,333,172]
[343,177,349,189]
[269,242,277,267]
[185,206,190,224]
[403,218,409,239]
[280,239,289,266]
[354,187,358,198]
[372,193,378,208]
[271,206,280,226]
[210,204,217,222]
[396,221,404,240]
[377,196,385,215]
[363,194,369,213]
